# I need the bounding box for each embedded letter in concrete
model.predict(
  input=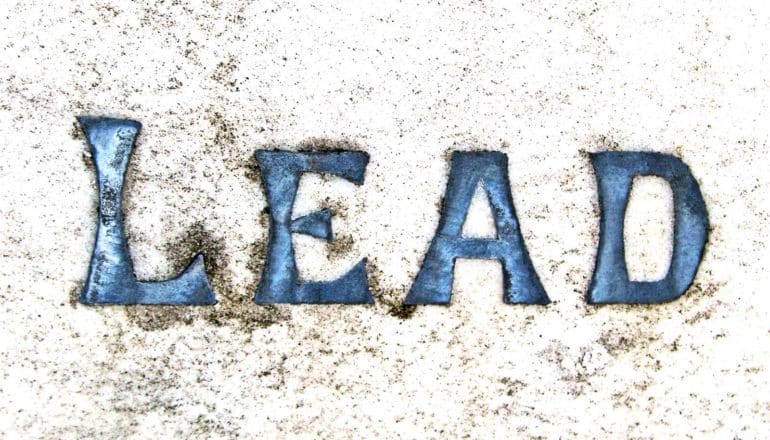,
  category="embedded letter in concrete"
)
[78,117,216,305]
[254,151,373,304]
[588,152,709,304]
[405,151,549,305]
